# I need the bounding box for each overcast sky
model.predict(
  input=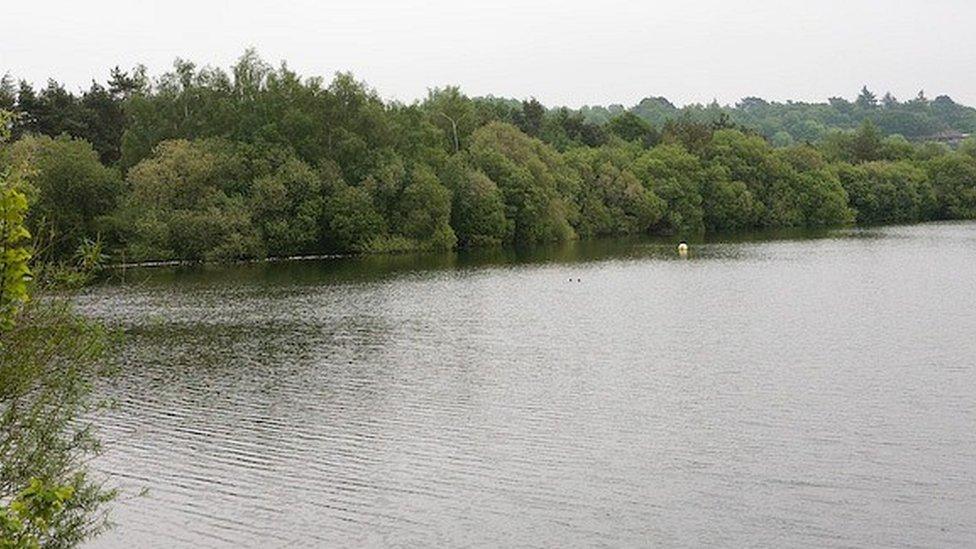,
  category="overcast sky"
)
[3,0,974,107]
